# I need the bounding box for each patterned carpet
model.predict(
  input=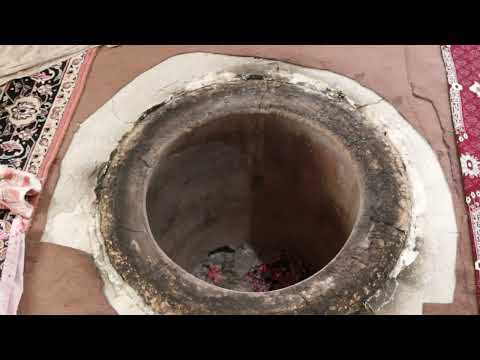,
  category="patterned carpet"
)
[442,45,480,308]
[0,48,96,313]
